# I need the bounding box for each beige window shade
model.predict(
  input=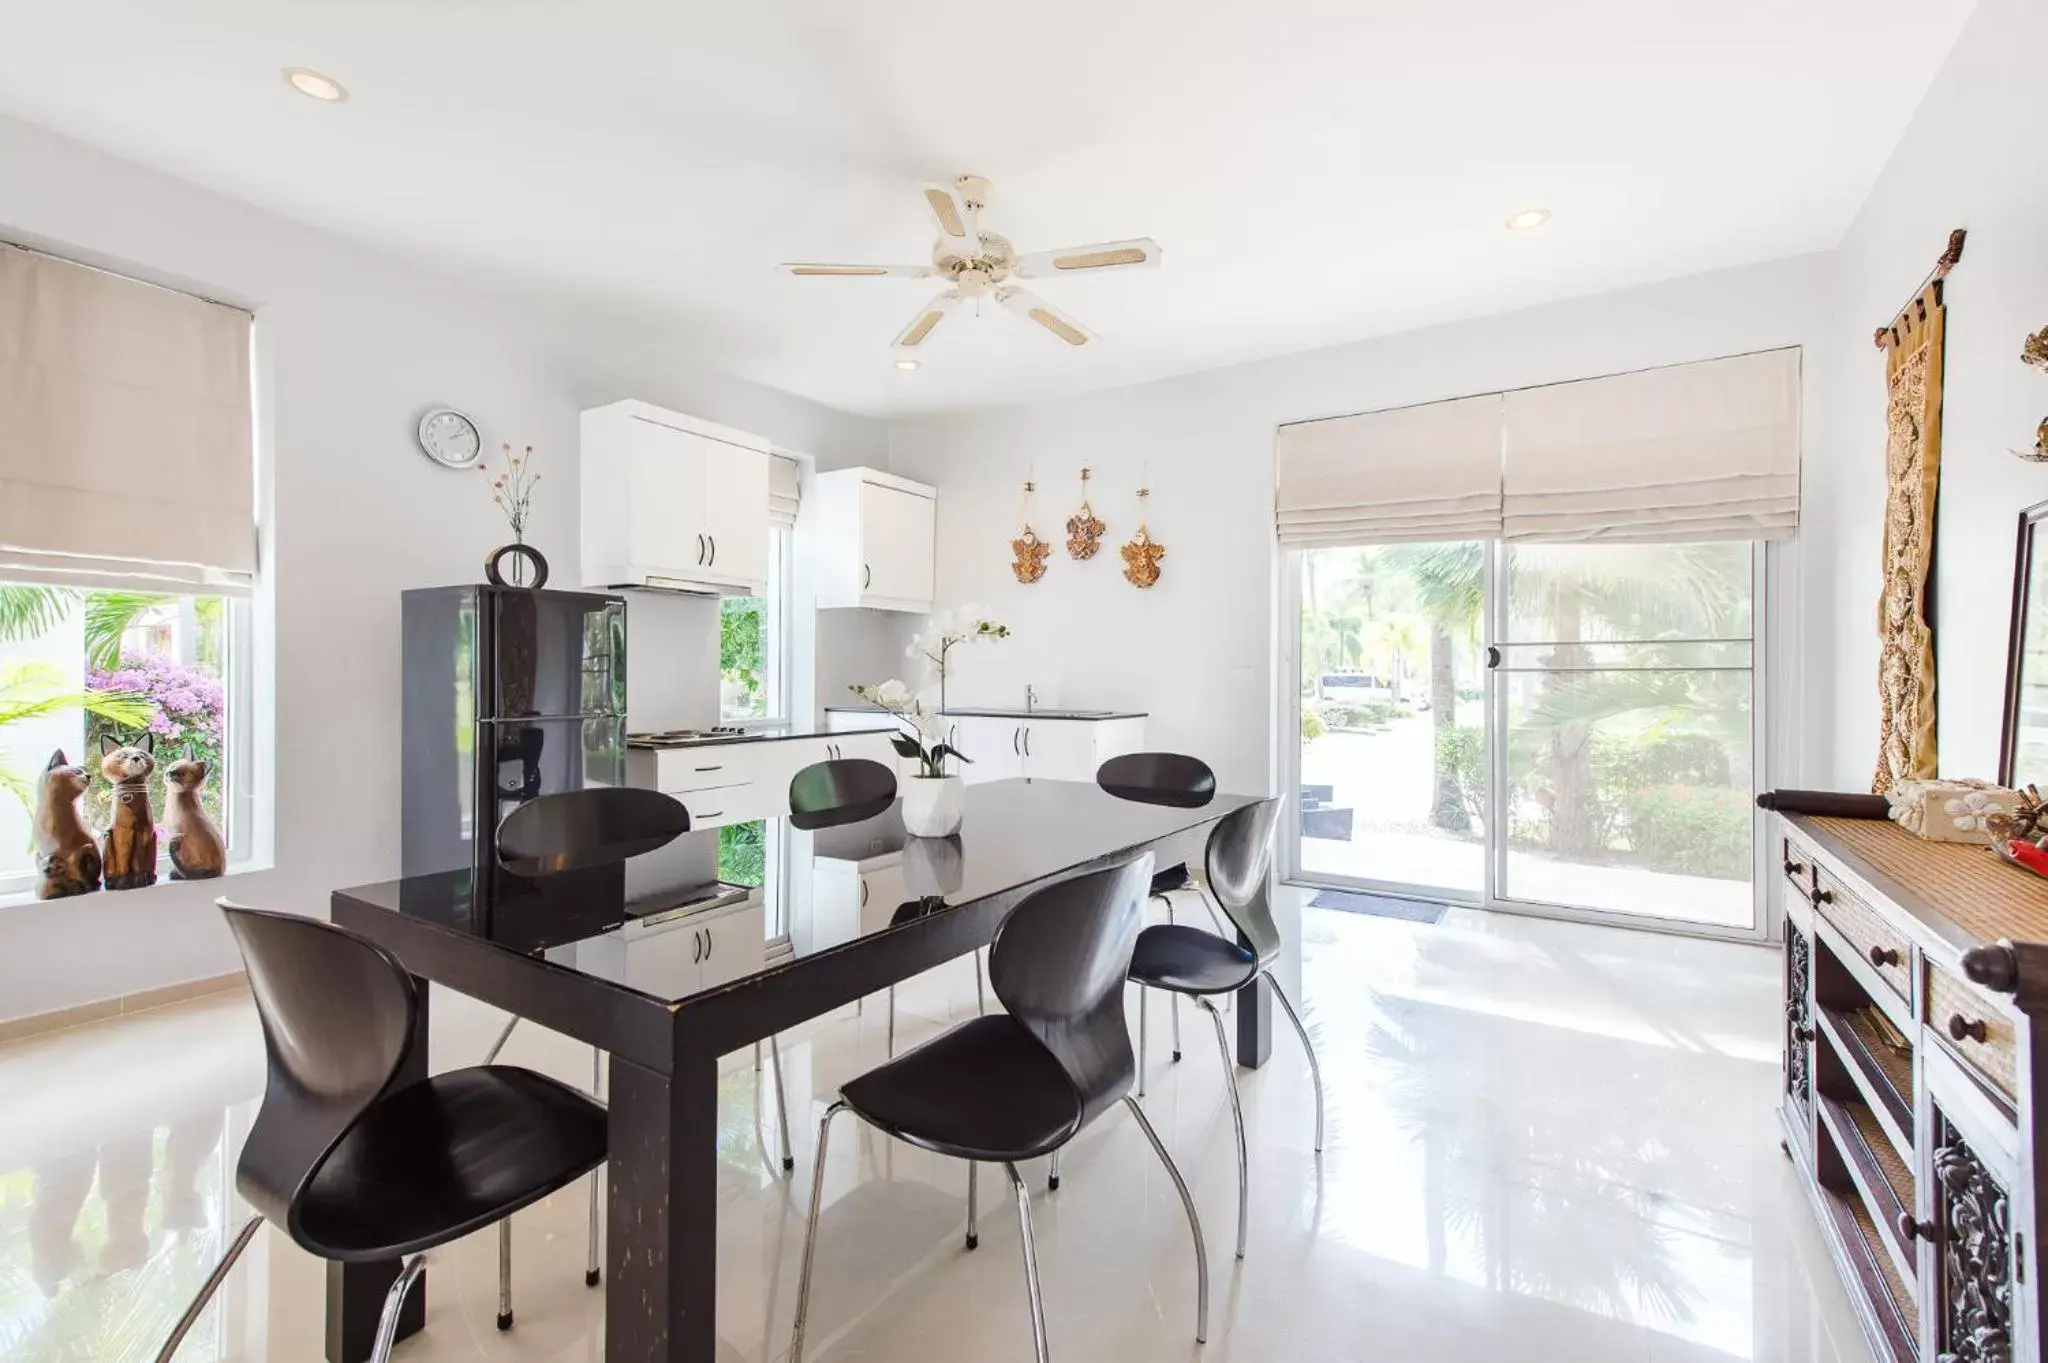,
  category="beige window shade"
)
[1501,348,1800,543]
[1275,394,1503,547]
[0,244,256,592]
[768,453,801,529]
